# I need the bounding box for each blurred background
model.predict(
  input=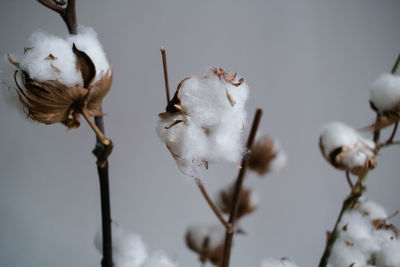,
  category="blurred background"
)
[0,0,399,266]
